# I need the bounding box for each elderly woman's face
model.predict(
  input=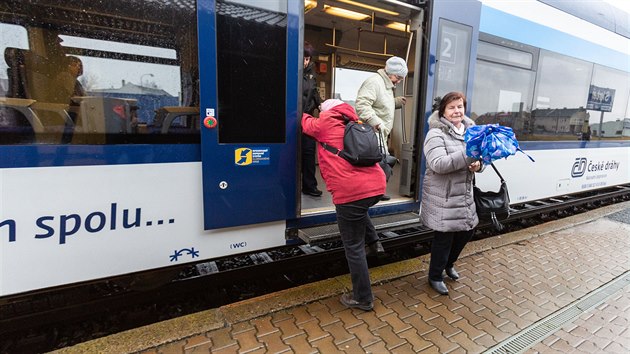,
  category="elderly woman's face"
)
[388,74,404,86]
[443,98,465,128]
